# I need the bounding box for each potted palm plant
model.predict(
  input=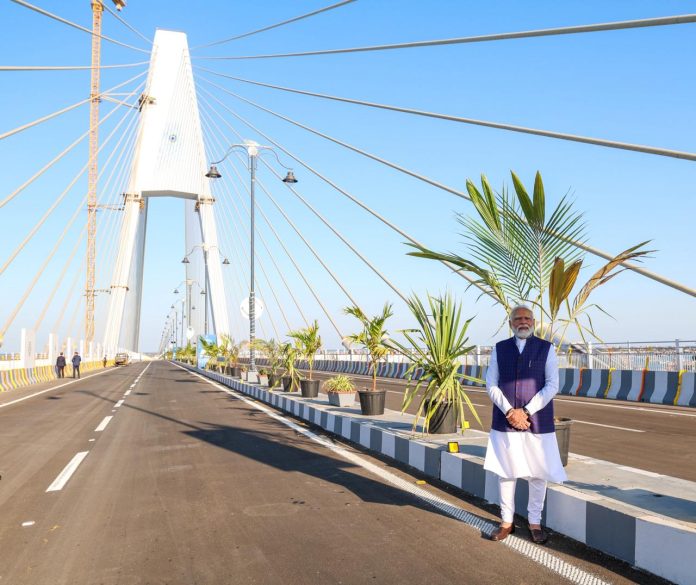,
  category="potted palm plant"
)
[323,375,357,407]
[280,342,300,392]
[388,293,482,434]
[288,321,322,398]
[344,303,393,416]
[220,334,241,377]
[256,338,283,389]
